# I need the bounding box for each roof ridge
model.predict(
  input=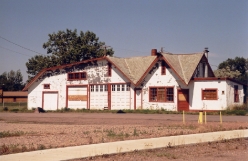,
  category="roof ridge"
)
[178,55,186,82]
[124,58,134,80]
